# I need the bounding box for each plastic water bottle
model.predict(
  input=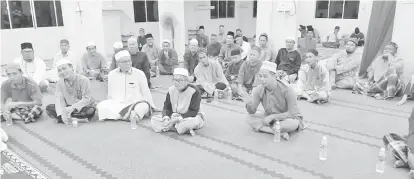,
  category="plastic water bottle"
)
[228,89,233,101]
[376,147,386,173]
[130,113,137,130]
[5,113,13,126]
[319,136,328,160]
[363,82,369,96]
[274,121,281,142]
[72,118,78,128]
[156,66,160,77]
[214,89,219,101]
